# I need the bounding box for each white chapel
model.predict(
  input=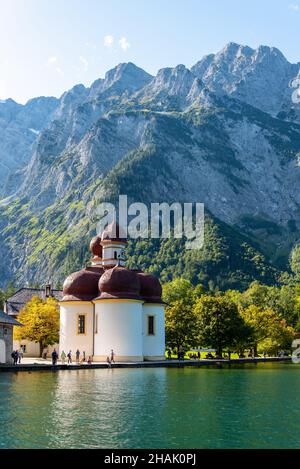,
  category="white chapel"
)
[59,221,166,361]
